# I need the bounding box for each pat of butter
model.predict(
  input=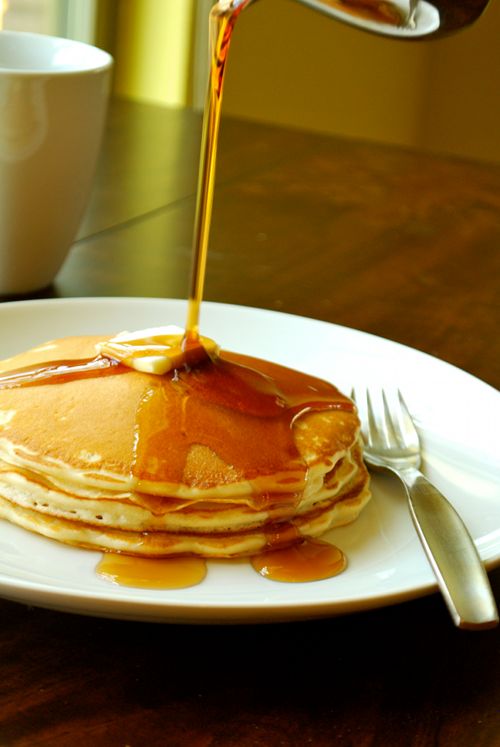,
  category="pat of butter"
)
[95,326,219,374]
